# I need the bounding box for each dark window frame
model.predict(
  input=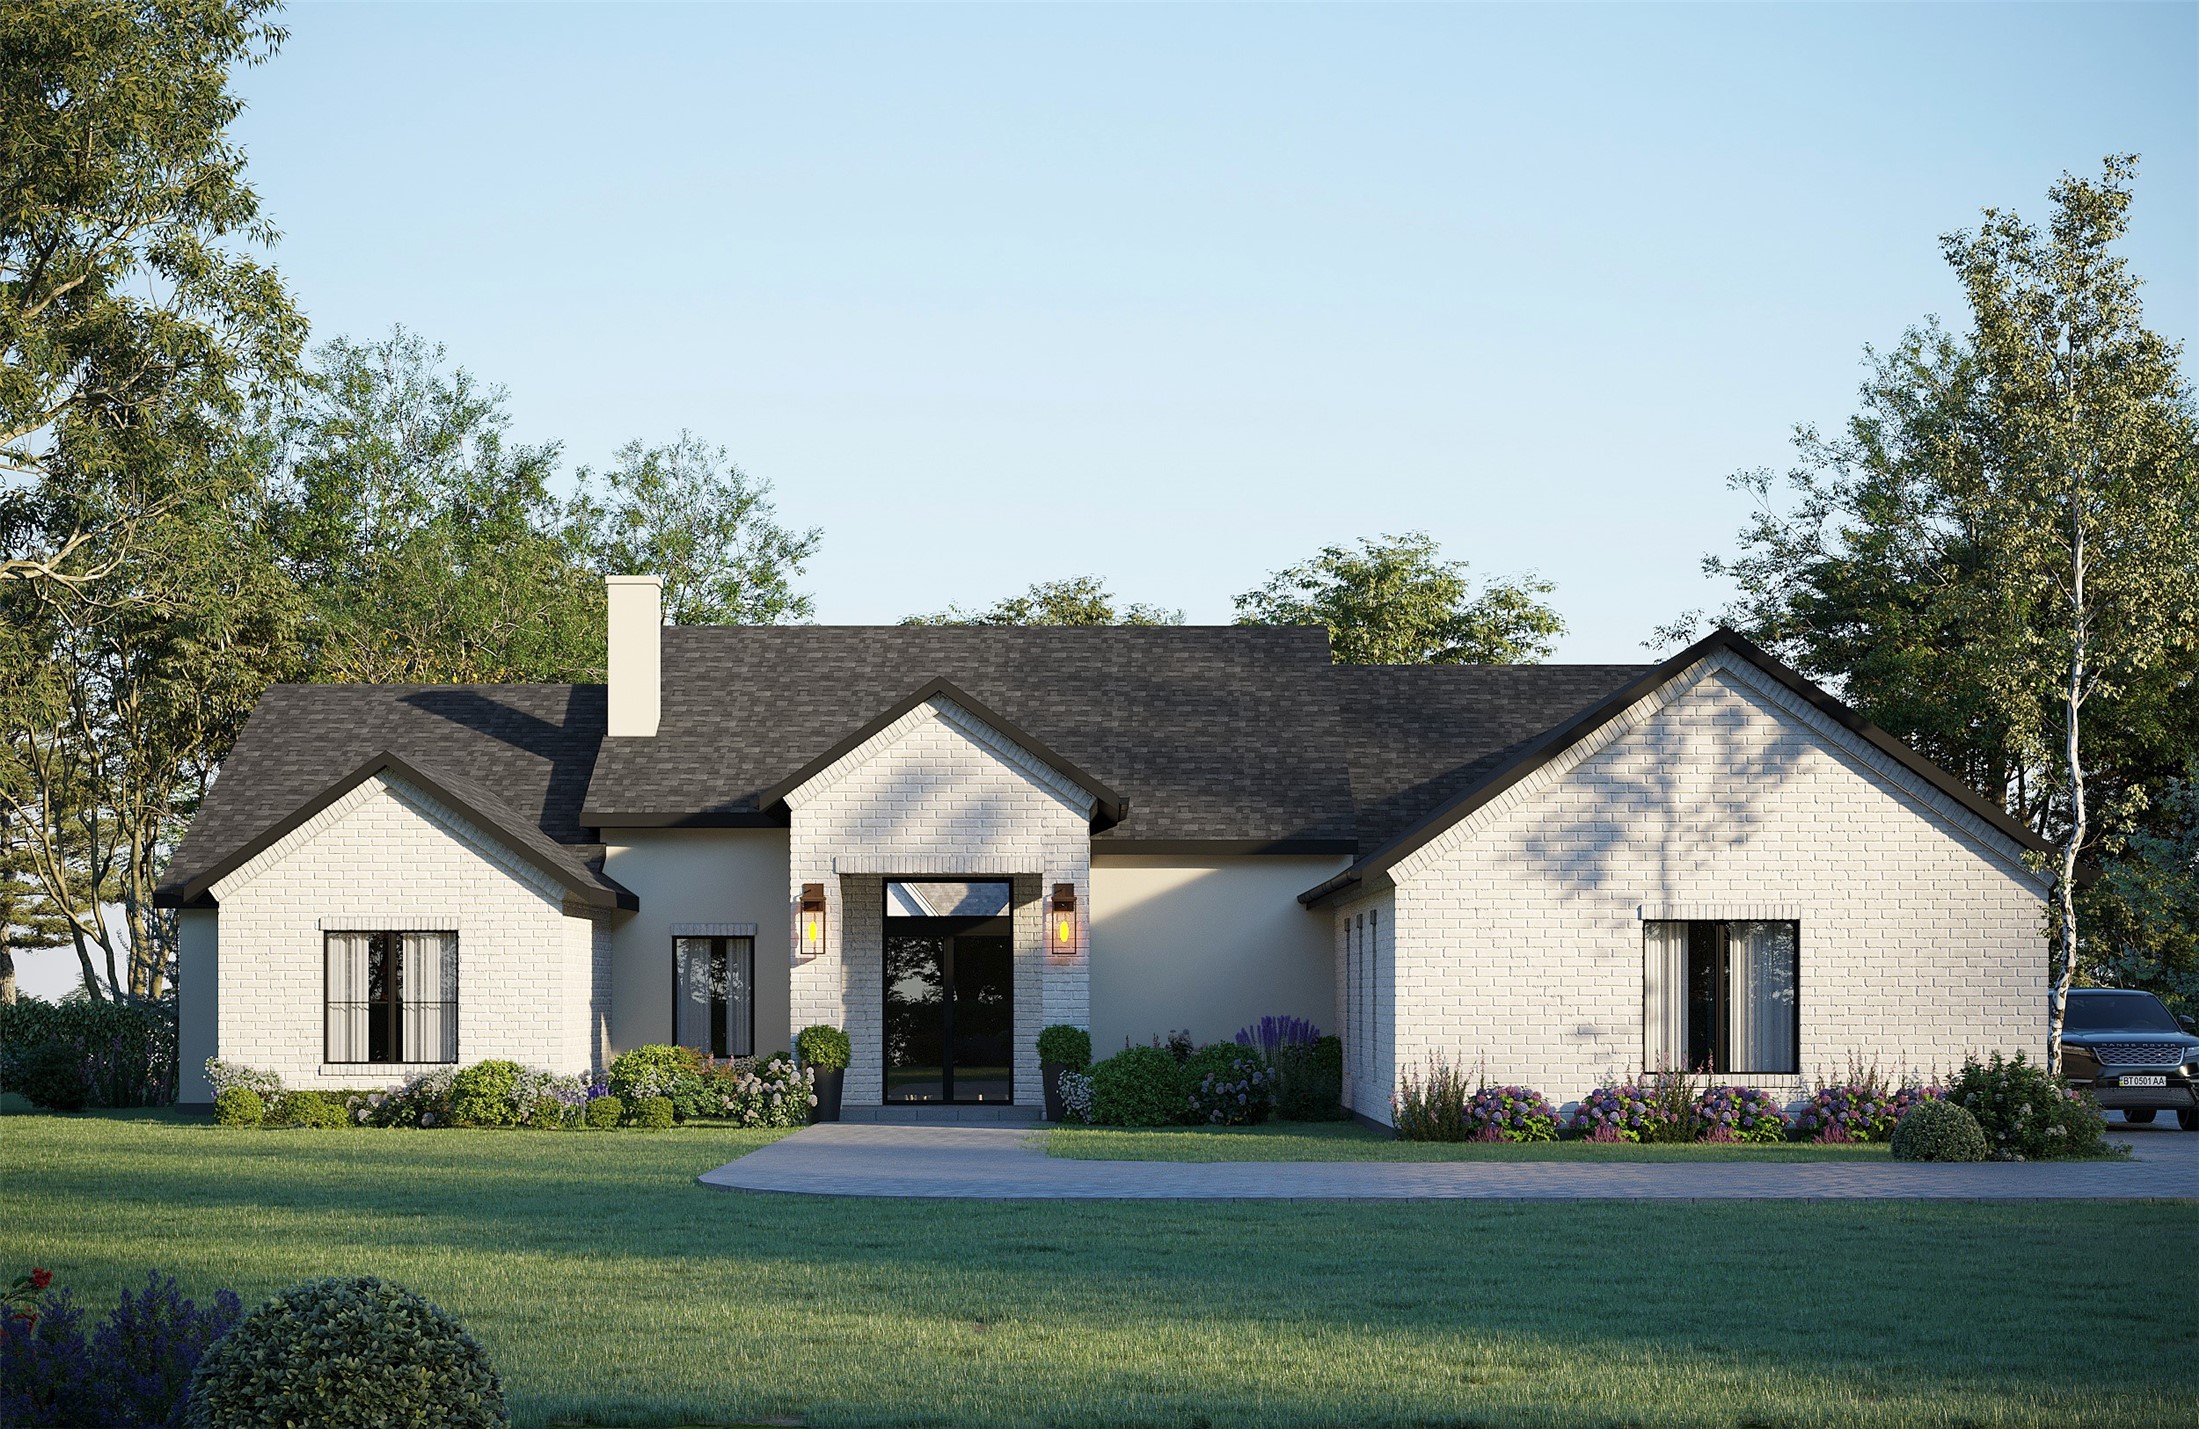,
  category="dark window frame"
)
[1646,919,1800,1076]
[671,935,756,1058]
[322,929,460,1066]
